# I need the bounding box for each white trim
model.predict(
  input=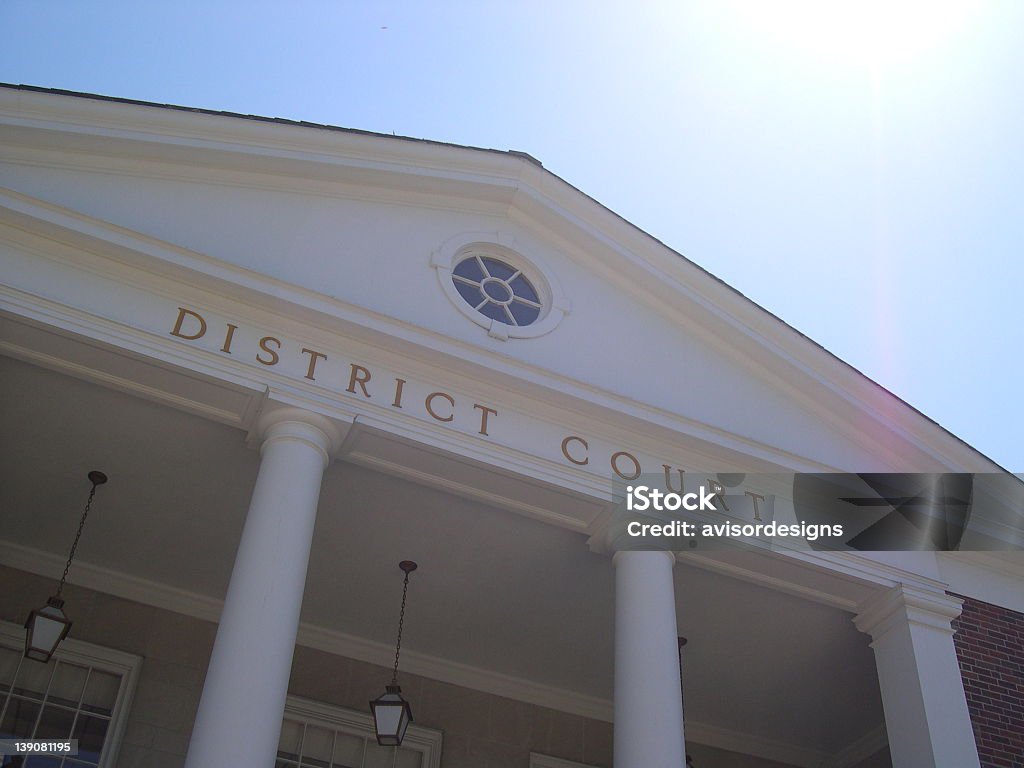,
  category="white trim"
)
[0,618,142,768]
[283,695,442,768]
[529,753,597,768]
